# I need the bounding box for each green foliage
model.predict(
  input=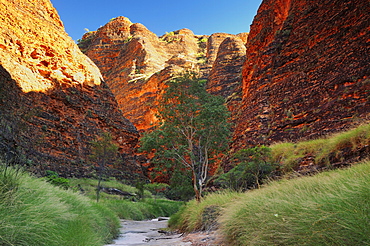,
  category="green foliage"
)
[123,35,133,44]
[196,52,207,64]
[160,31,180,43]
[0,164,21,202]
[135,180,145,200]
[139,73,232,201]
[163,170,194,201]
[144,182,169,198]
[44,170,70,190]
[90,132,119,165]
[198,37,208,43]
[216,146,277,191]
[0,165,119,246]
